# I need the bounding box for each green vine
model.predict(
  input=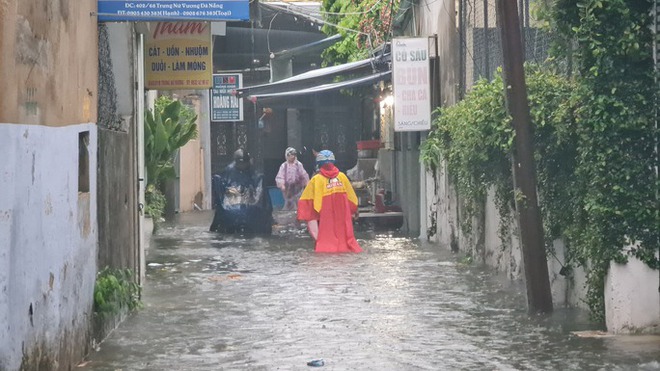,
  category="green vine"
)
[421,0,659,322]
[544,0,659,321]
[421,66,577,246]
[93,267,142,318]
